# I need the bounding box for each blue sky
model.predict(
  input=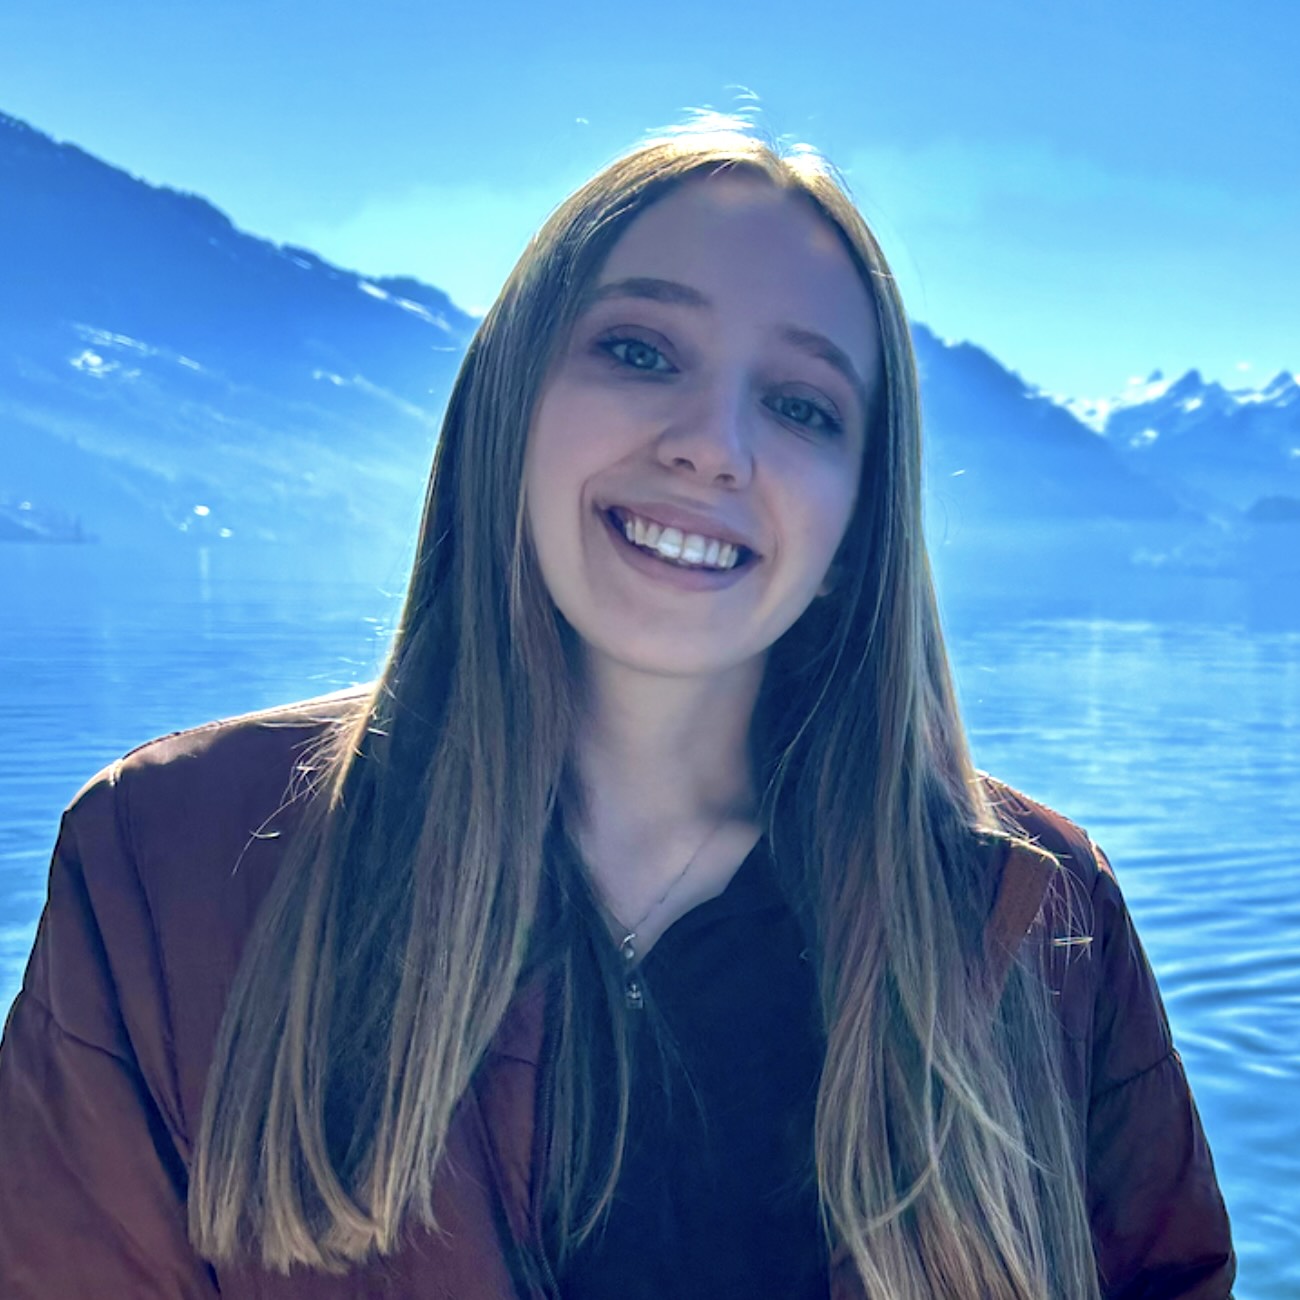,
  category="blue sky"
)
[2,0,1296,397]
